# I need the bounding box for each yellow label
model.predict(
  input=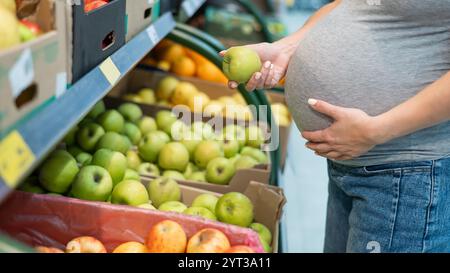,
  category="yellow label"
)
[0,131,35,187]
[99,57,121,85]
